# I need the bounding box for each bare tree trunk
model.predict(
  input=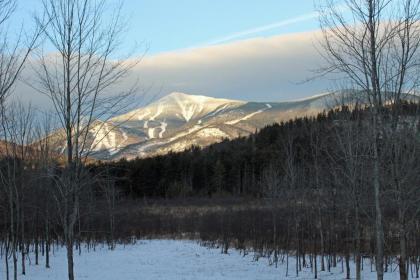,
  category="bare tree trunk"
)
[12,246,17,280]
[373,137,384,280]
[5,239,10,280]
[45,210,50,269]
[21,211,25,275]
[66,237,74,280]
[399,211,408,280]
[35,236,39,265]
[355,205,362,280]
[45,240,50,269]
[313,226,318,279]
